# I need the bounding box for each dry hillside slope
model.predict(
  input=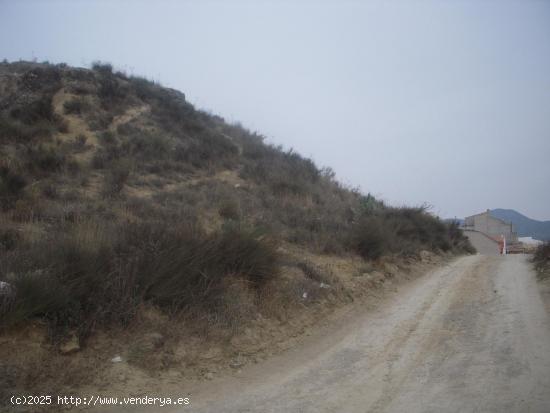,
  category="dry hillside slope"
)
[0,61,474,405]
